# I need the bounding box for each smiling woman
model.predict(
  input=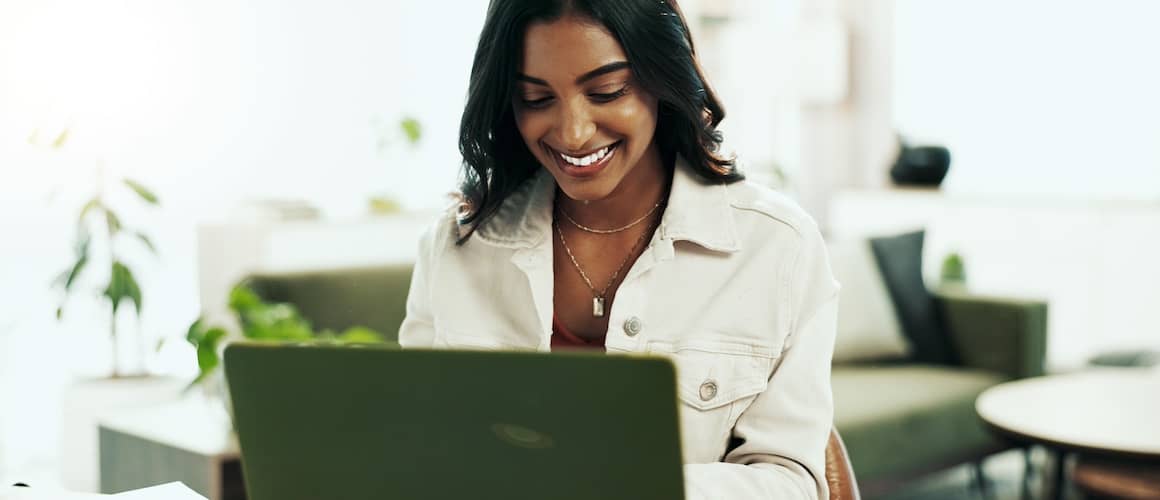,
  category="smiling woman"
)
[456,0,741,240]
[399,1,840,499]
